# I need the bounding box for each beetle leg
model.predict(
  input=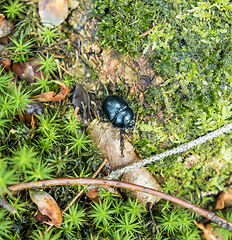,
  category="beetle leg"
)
[115,89,124,99]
